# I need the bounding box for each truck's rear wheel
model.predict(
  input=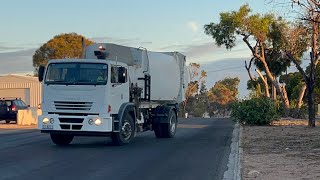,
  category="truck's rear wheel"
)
[50,133,74,145]
[111,114,134,146]
[154,109,177,138]
[153,123,163,138]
